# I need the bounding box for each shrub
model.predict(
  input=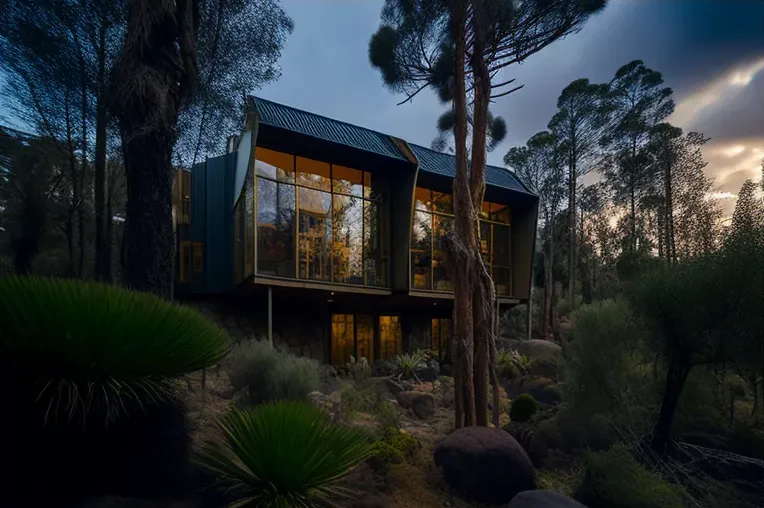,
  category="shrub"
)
[341,383,401,430]
[227,340,321,405]
[370,427,419,467]
[199,401,374,507]
[565,299,656,435]
[0,276,229,504]
[510,393,538,423]
[575,445,685,508]
[496,348,533,379]
[392,350,428,379]
[347,355,372,386]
